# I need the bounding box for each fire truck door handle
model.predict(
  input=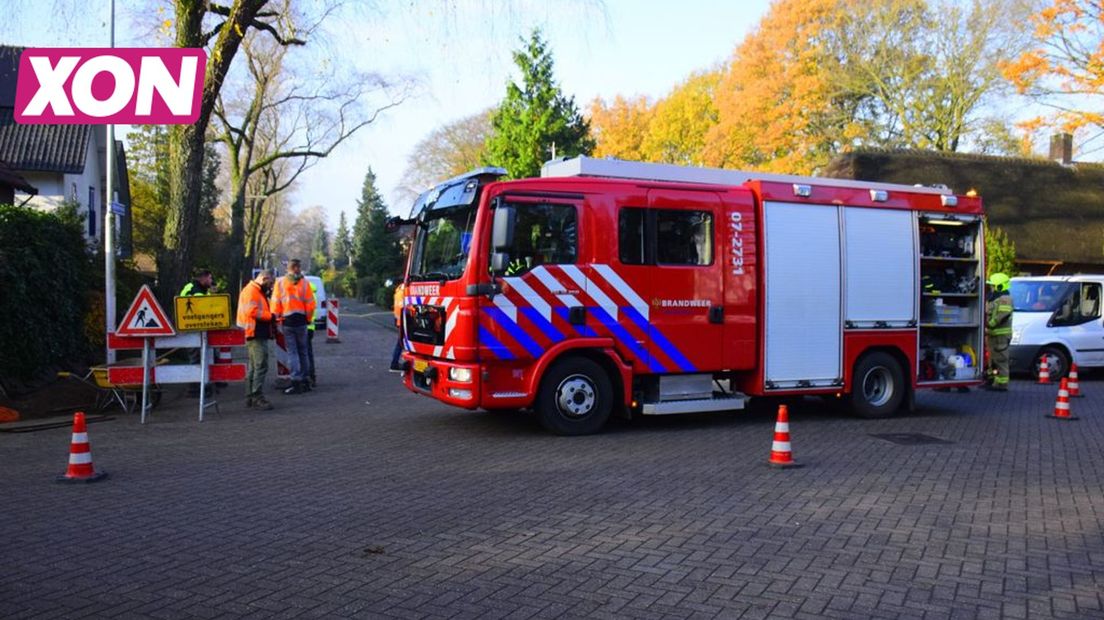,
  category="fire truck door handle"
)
[569,306,586,325]
[709,305,724,324]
